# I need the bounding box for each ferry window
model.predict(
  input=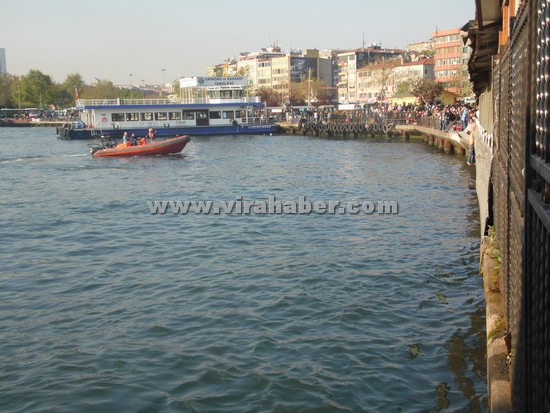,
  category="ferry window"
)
[126,113,139,121]
[223,111,234,119]
[209,111,221,119]
[112,113,125,121]
[155,112,168,121]
[235,110,242,118]
[141,112,153,121]
[169,112,181,120]
[196,111,208,120]
[182,110,195,120]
